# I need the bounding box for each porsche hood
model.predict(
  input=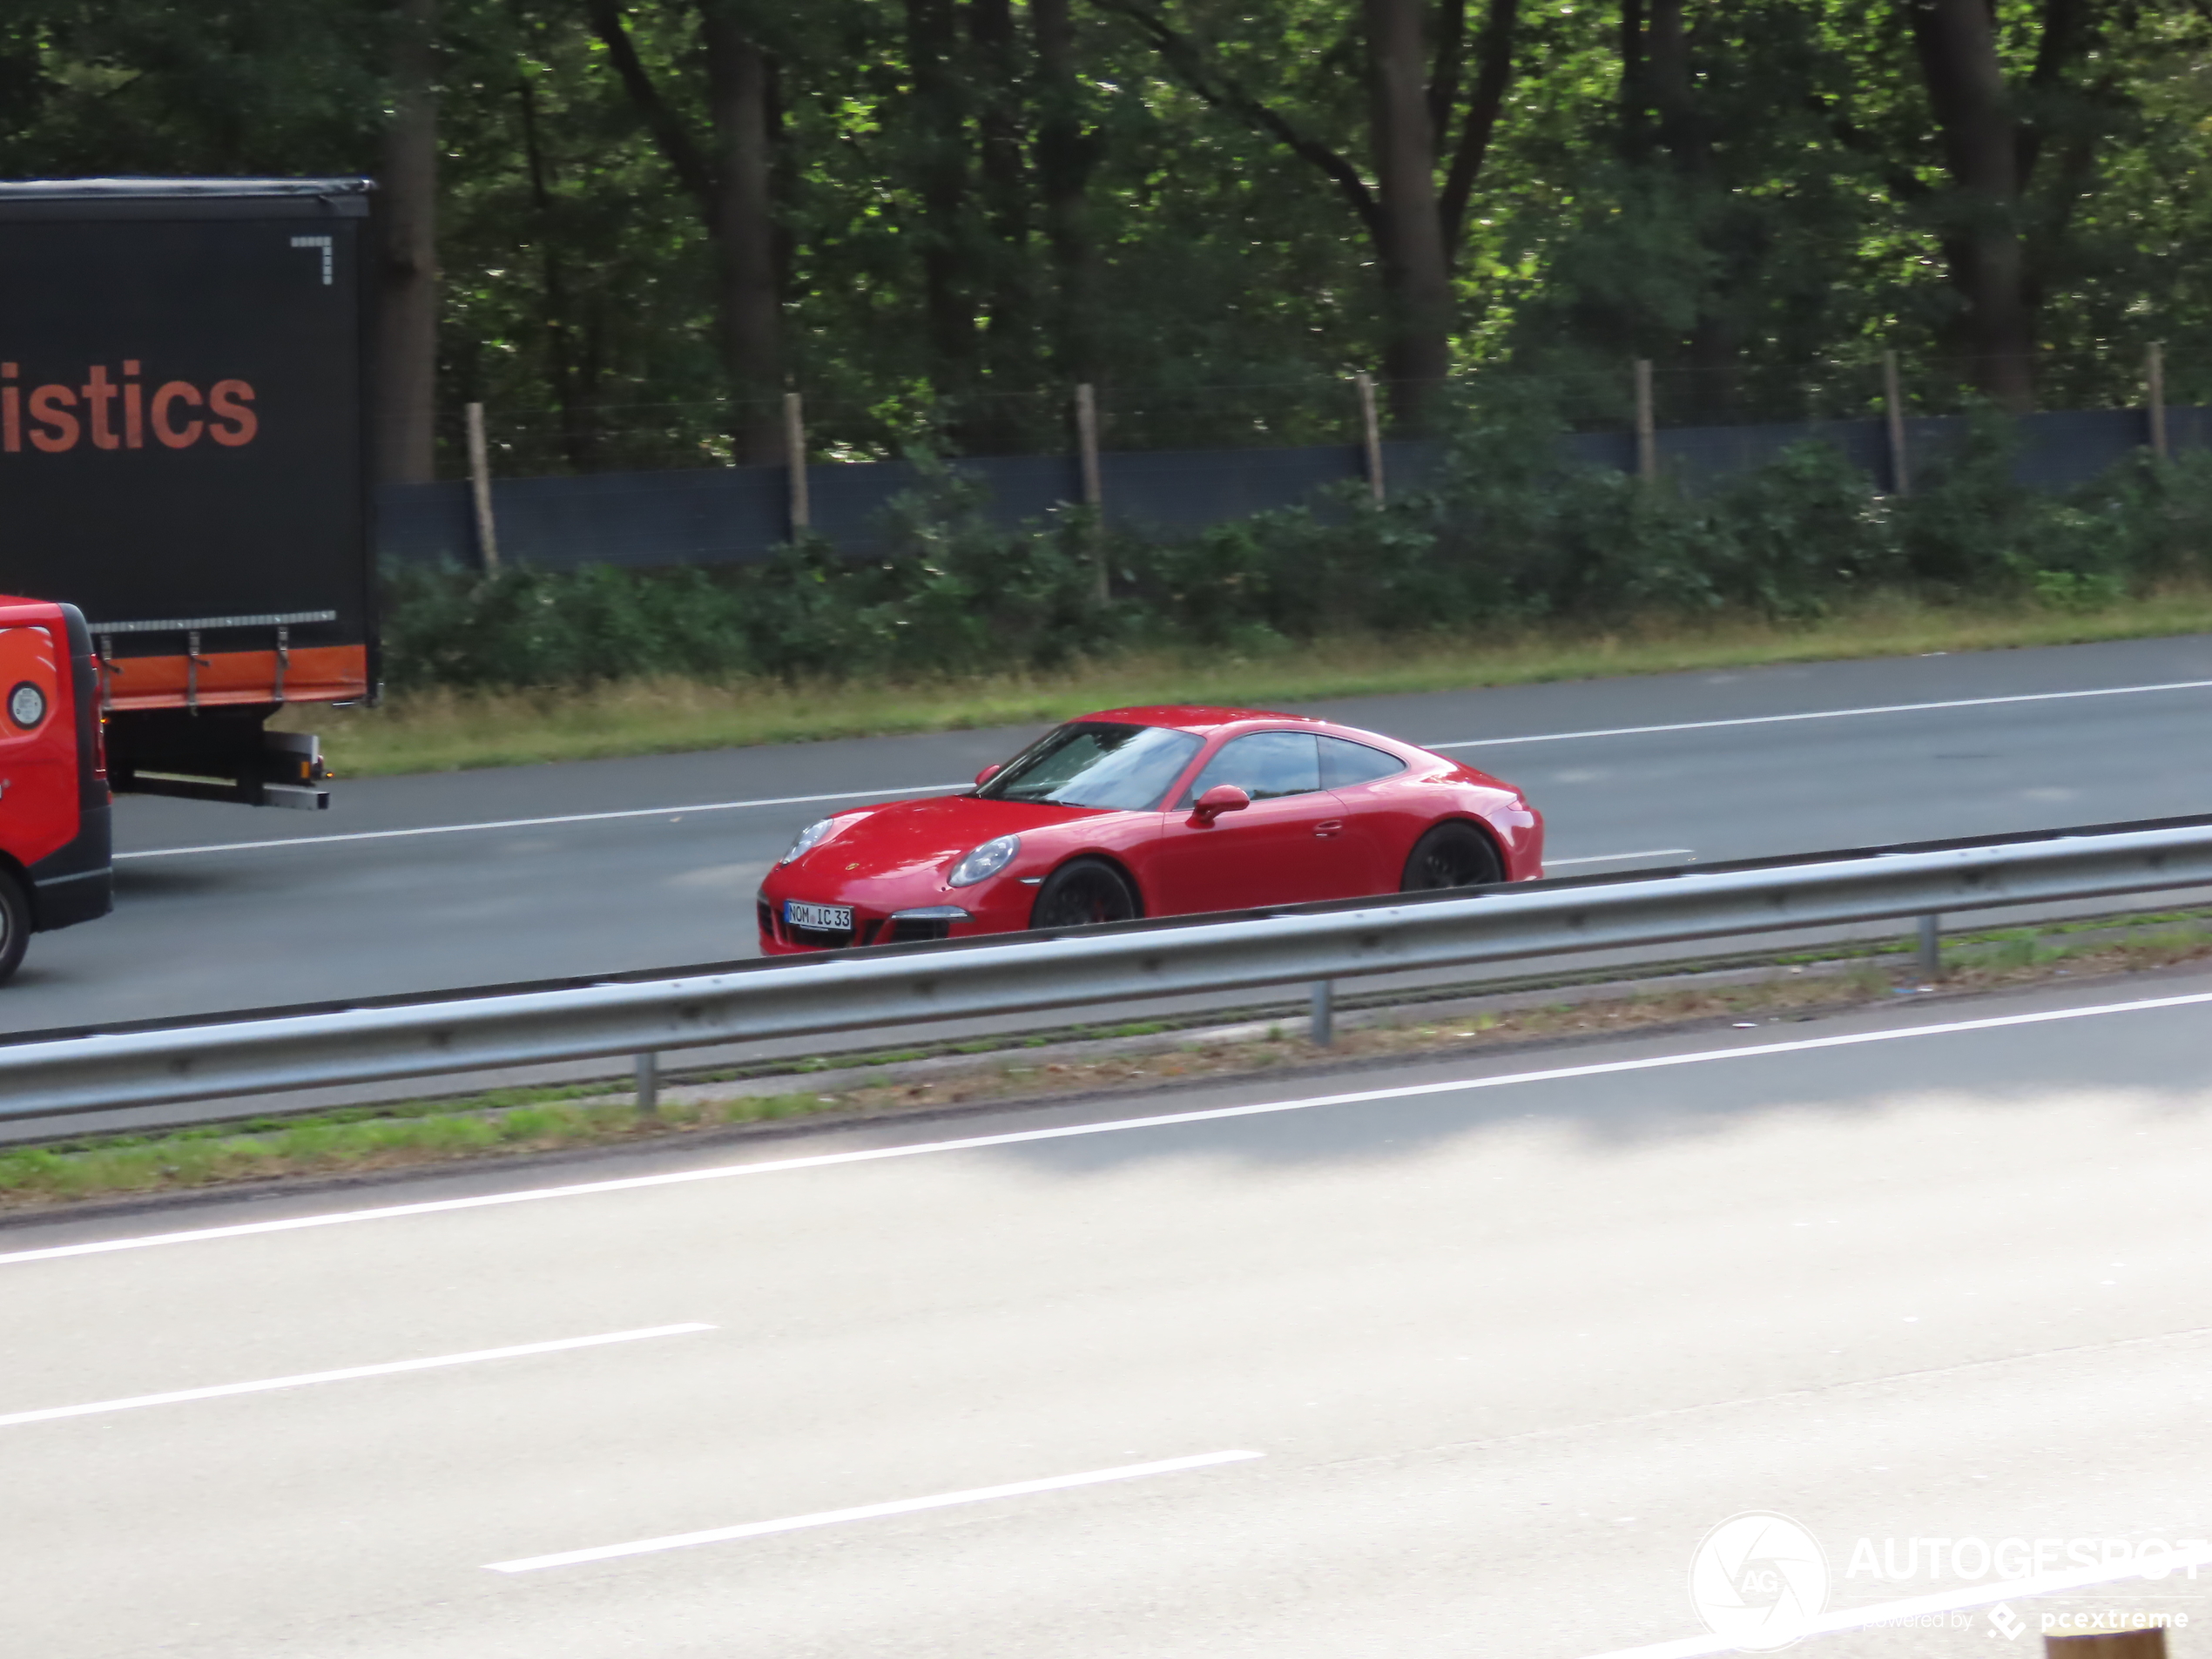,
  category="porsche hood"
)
[784,794,1106,885]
